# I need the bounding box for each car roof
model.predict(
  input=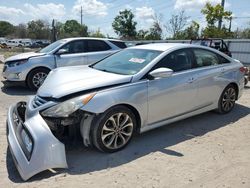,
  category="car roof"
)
[62,37,123,42]
[129,43,194,51]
